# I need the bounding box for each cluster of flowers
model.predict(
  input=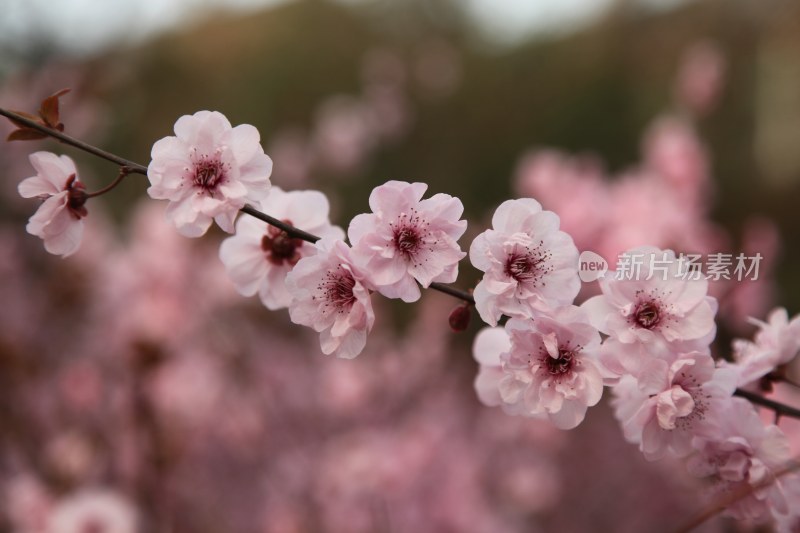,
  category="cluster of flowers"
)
[15,105,800,530]
[473,236,800,528]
